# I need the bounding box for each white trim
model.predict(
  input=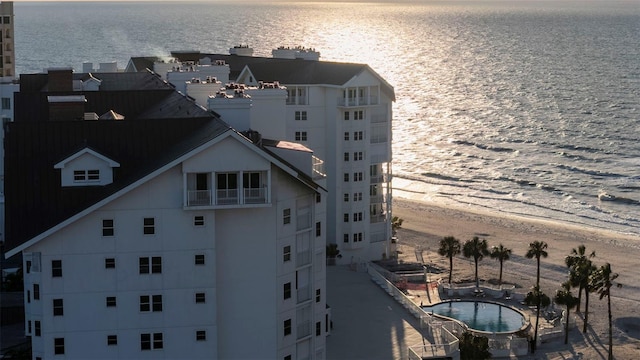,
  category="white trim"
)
[54,147,120,169]
[6,128,319,258]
